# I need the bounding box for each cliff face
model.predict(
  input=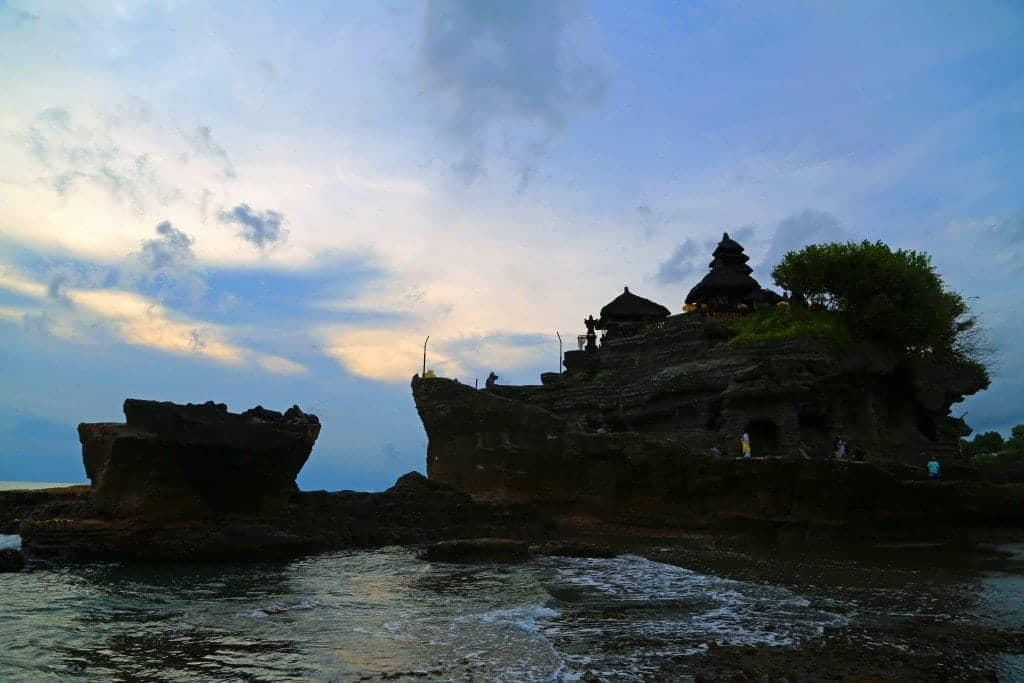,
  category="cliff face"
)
[412,315,991,520]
